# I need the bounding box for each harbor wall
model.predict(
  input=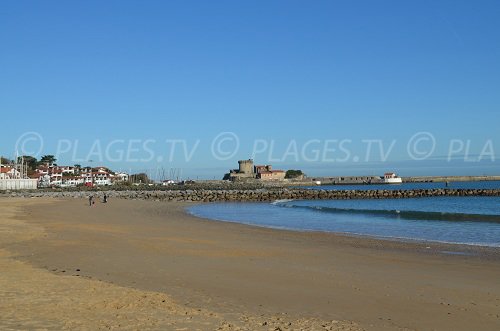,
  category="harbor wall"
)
[2,188,500,201]
[403,175,500,183]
